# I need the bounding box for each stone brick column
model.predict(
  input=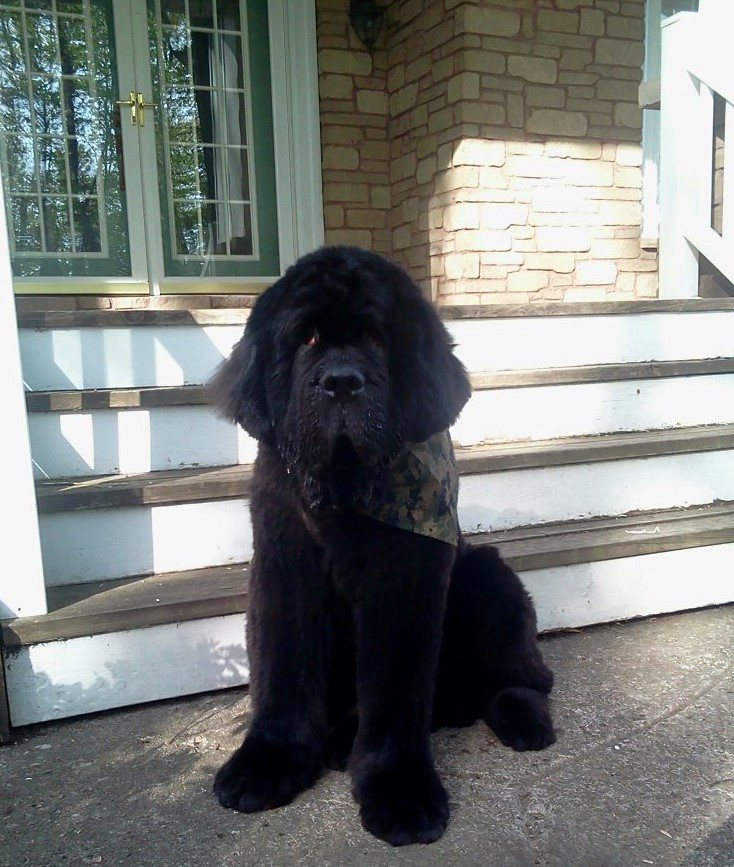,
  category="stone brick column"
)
[316,0,657,303]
